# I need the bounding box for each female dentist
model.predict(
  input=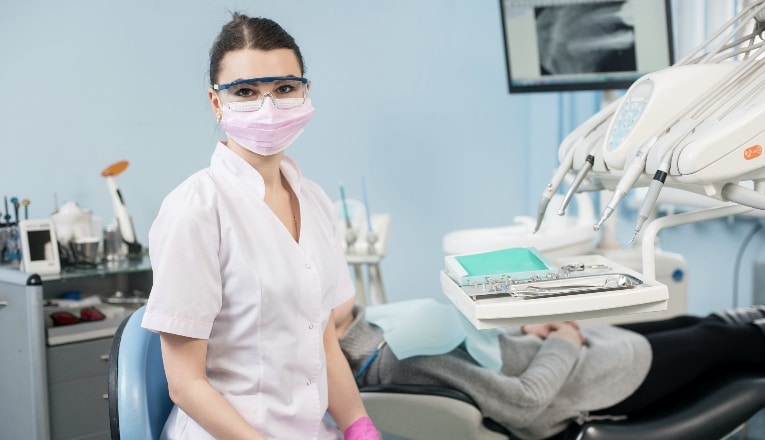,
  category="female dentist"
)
[141,13,378,440]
